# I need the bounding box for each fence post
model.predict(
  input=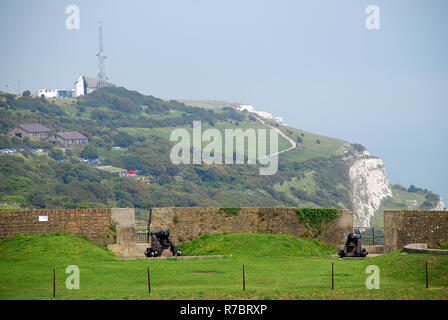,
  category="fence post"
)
[147,267,151,295]
[373,228,375,245]
[242,264,246,291]
[331,262,334,290]
[53,269,56,298]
